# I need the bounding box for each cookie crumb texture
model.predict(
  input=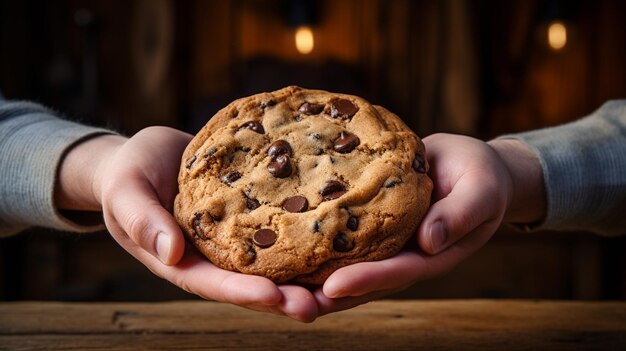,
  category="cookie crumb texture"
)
[174,86,432,284]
